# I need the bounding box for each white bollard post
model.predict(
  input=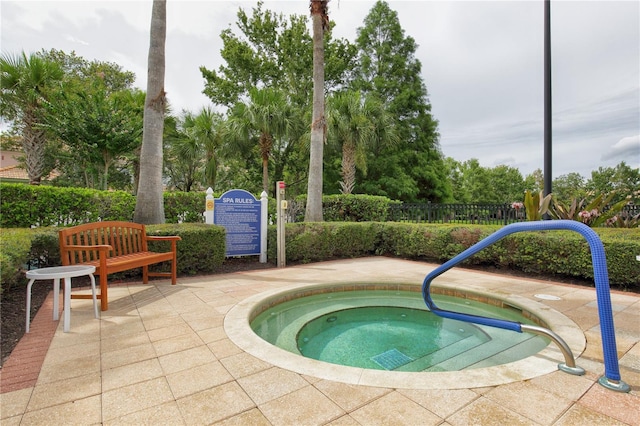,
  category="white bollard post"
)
[260,191,268,263]
[276,181,286,268]
[205,187,214,225]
